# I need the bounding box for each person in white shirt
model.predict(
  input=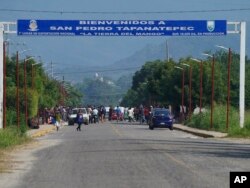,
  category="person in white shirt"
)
[128,107,134,122]
[92,107,99,123]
